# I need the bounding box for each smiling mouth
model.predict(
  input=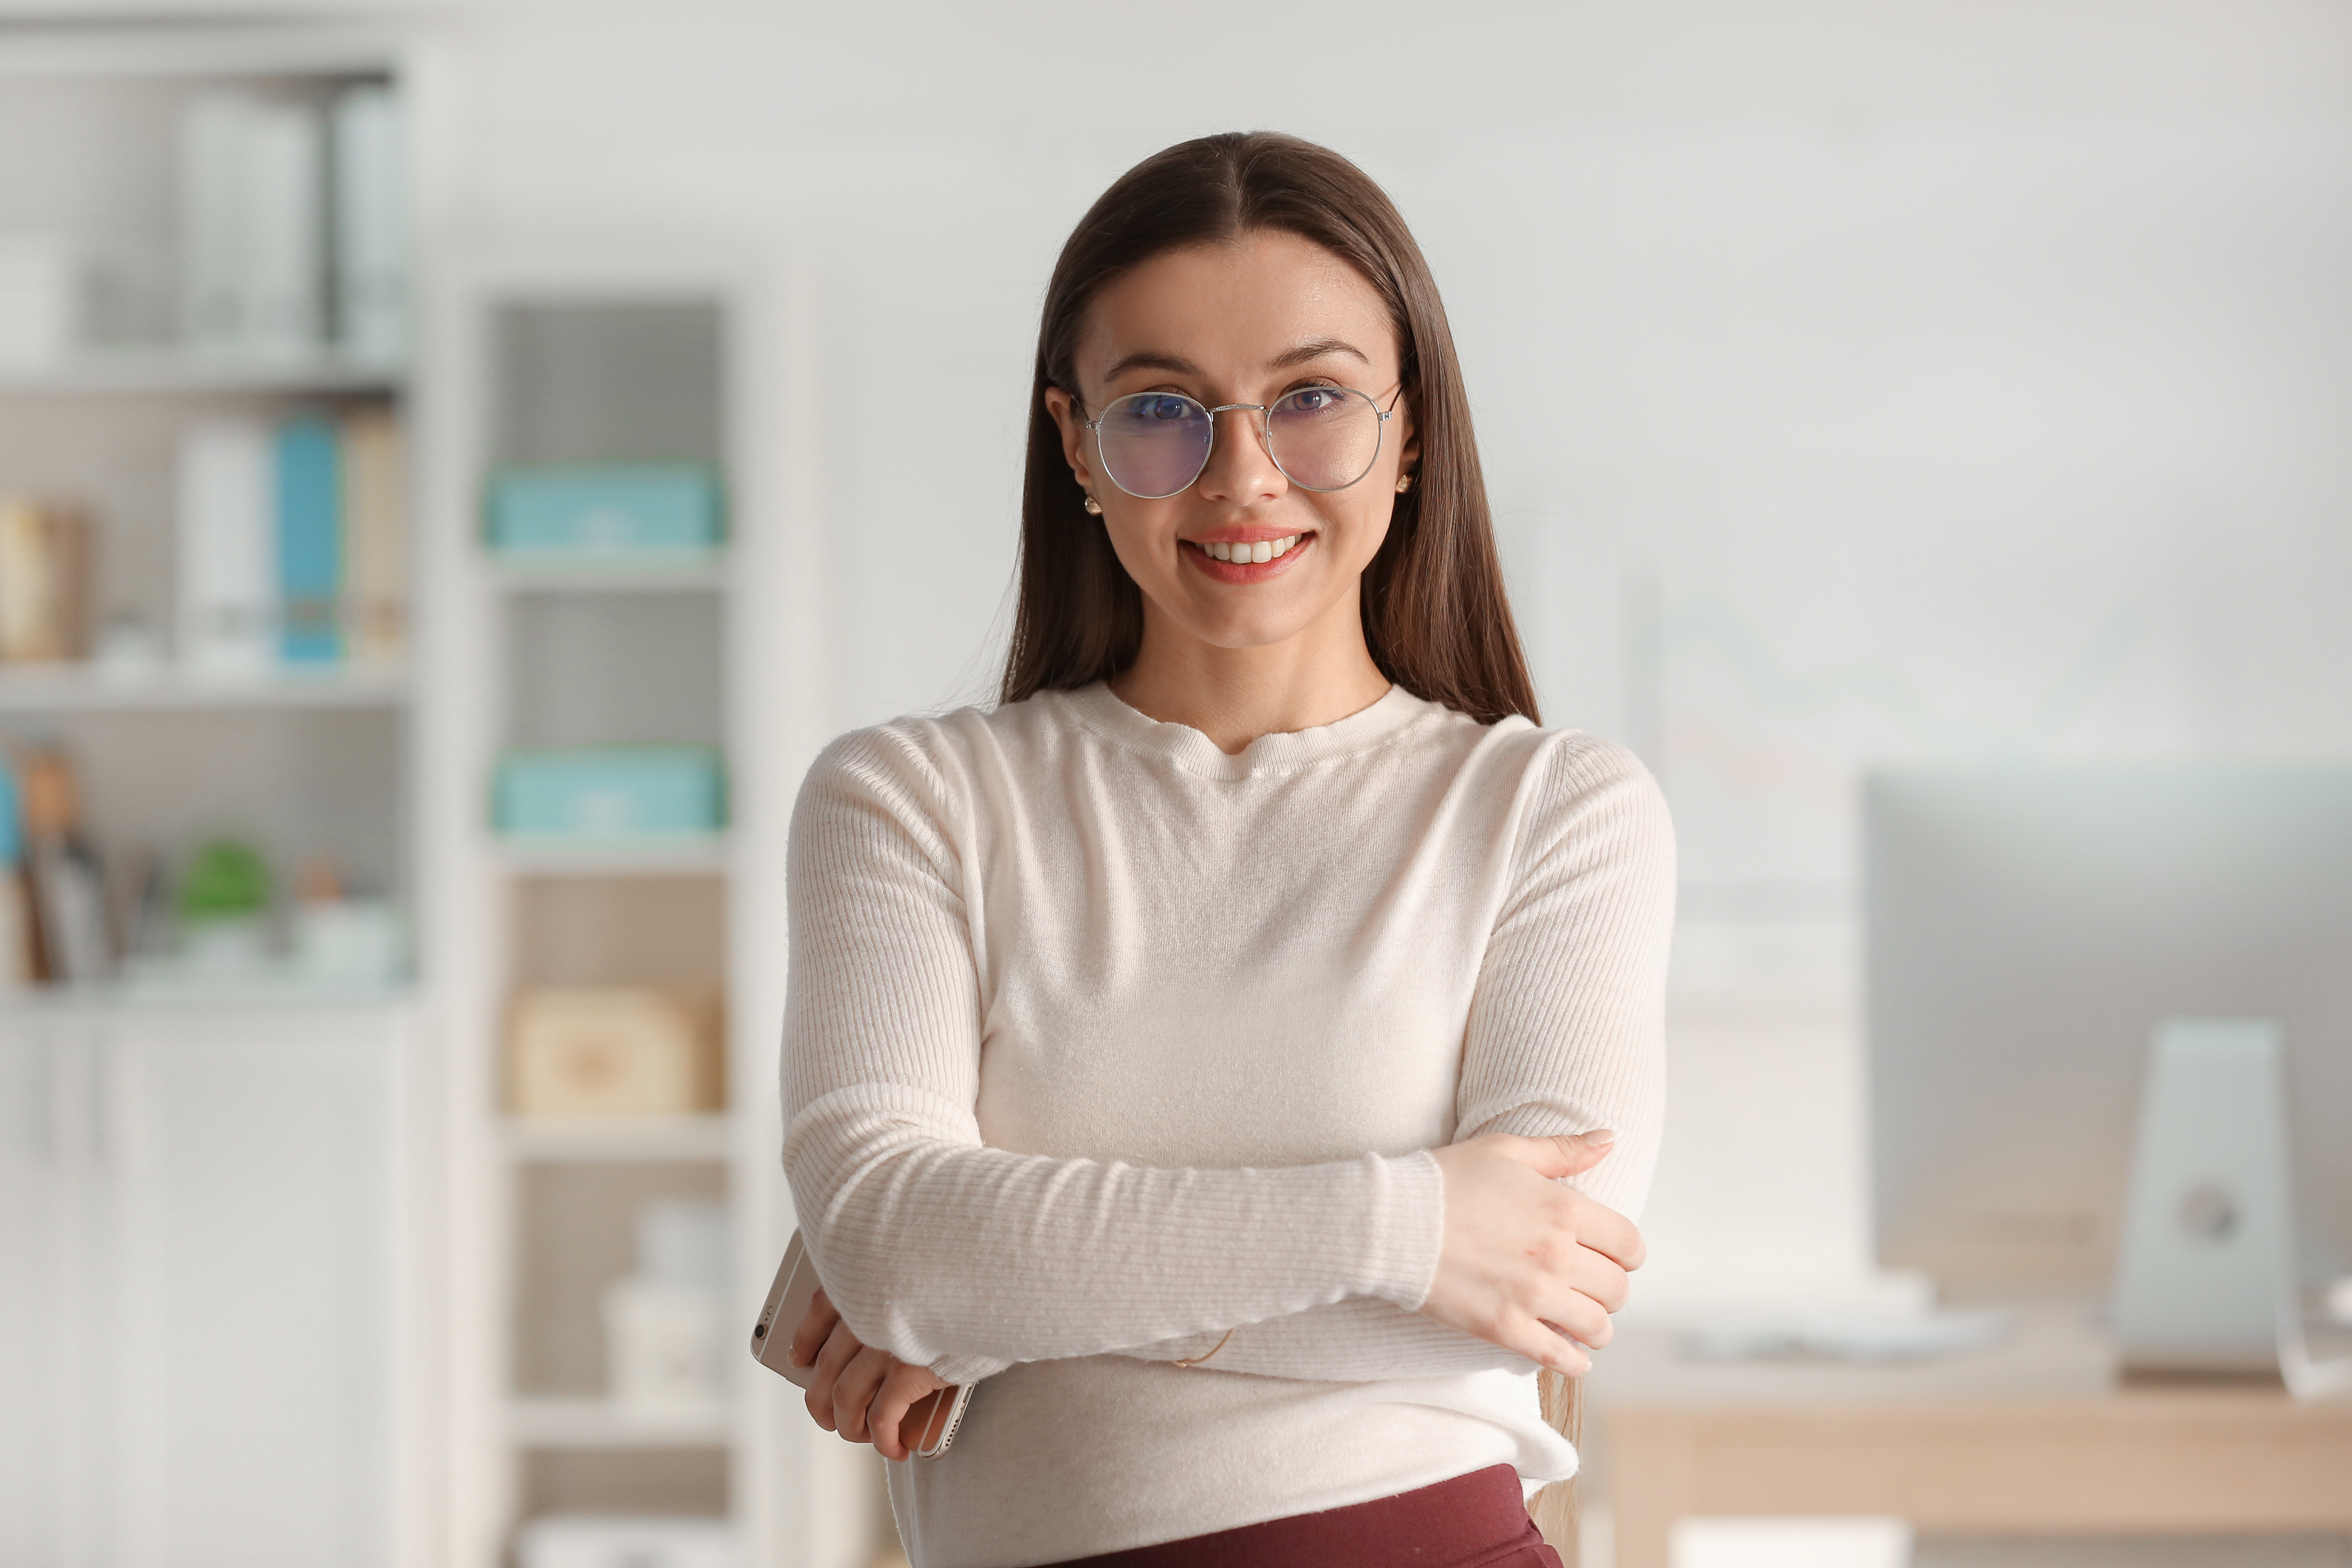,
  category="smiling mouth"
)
[1190,532,1310,565]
